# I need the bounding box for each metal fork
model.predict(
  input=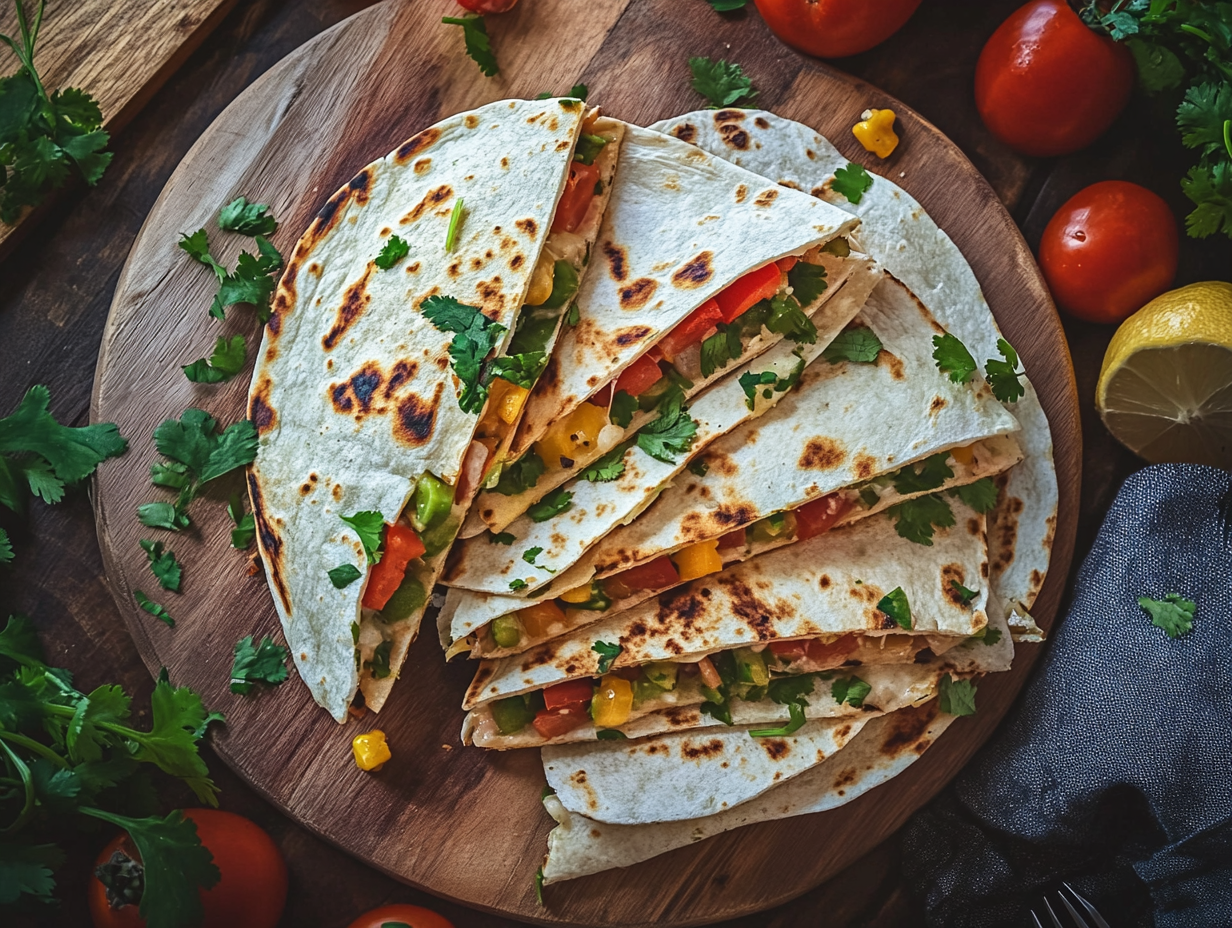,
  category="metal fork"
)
[1031,882,1112,928]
